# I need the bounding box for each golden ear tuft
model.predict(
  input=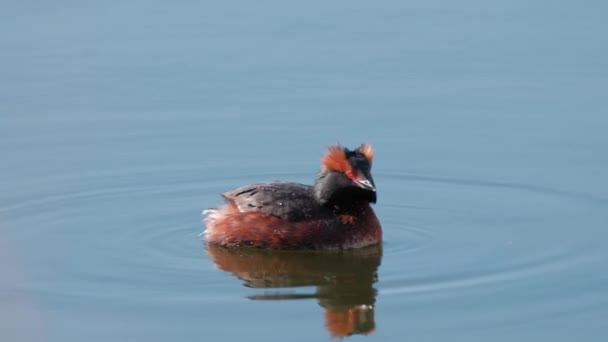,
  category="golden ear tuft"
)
[357,144,374,162]
[321,145,352,173]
